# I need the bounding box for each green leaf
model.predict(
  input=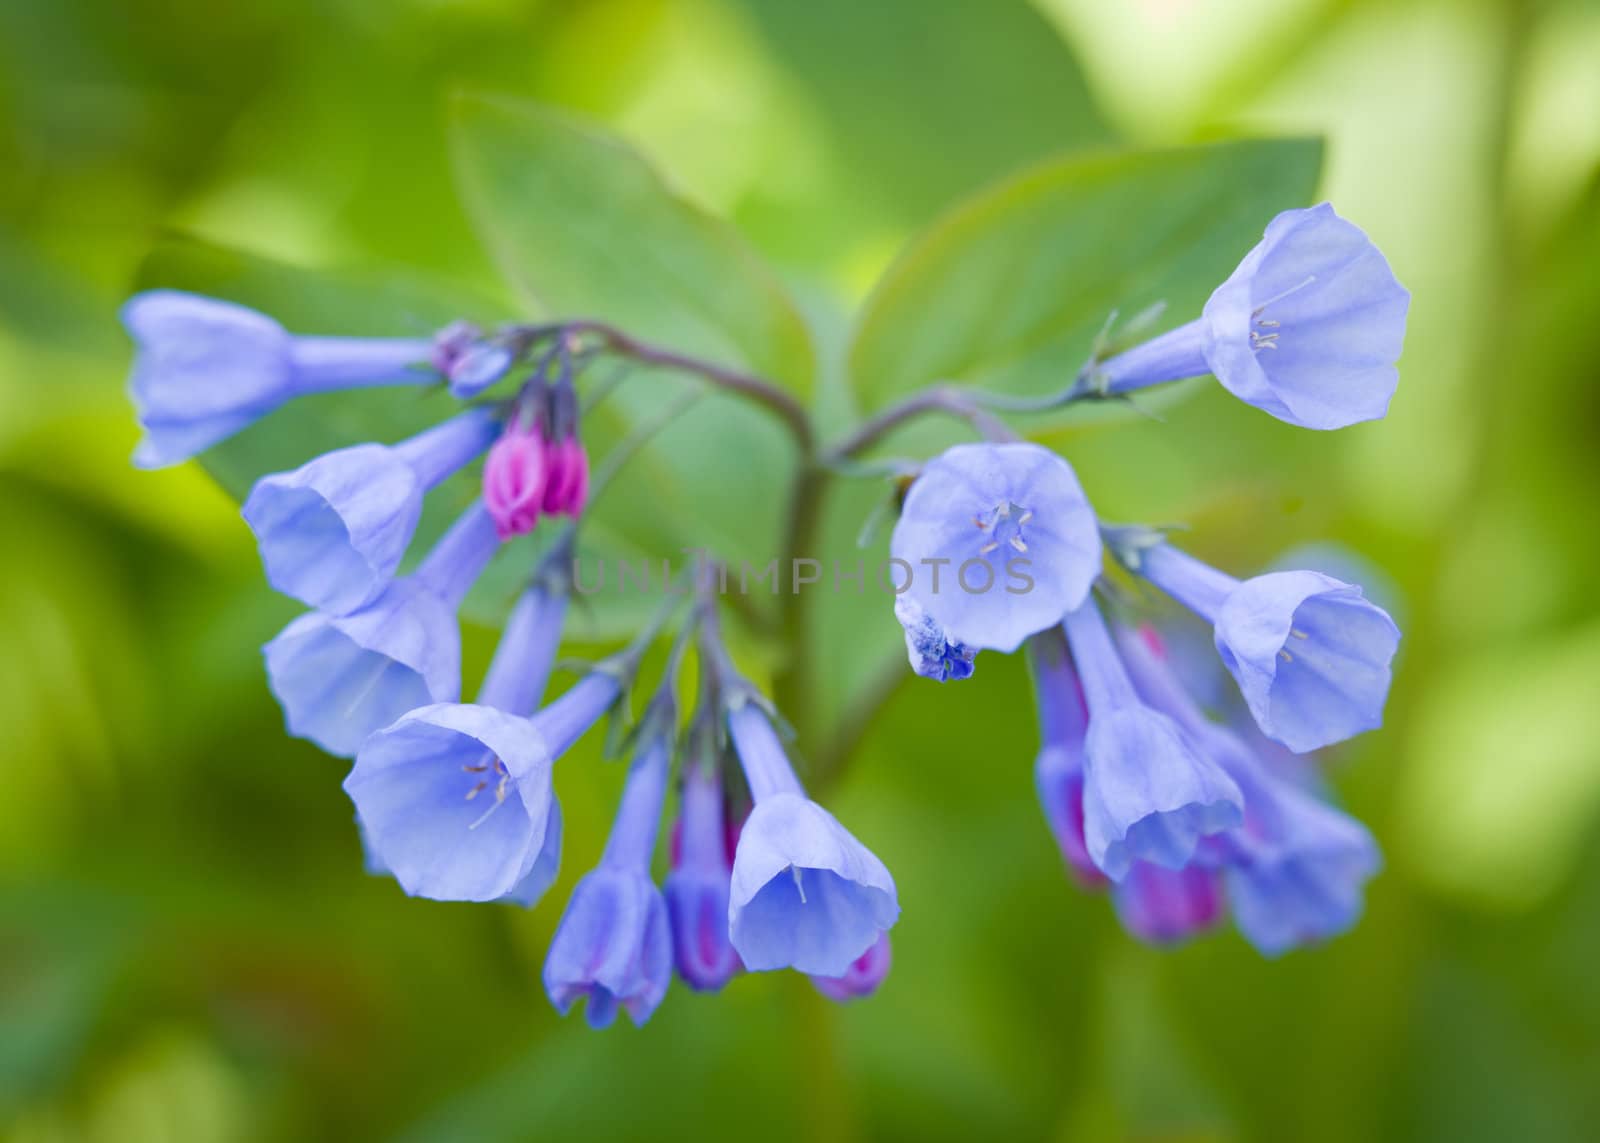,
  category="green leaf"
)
[847,138,1324,415]
[449,92,815,398]
[727,0,1110,270]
